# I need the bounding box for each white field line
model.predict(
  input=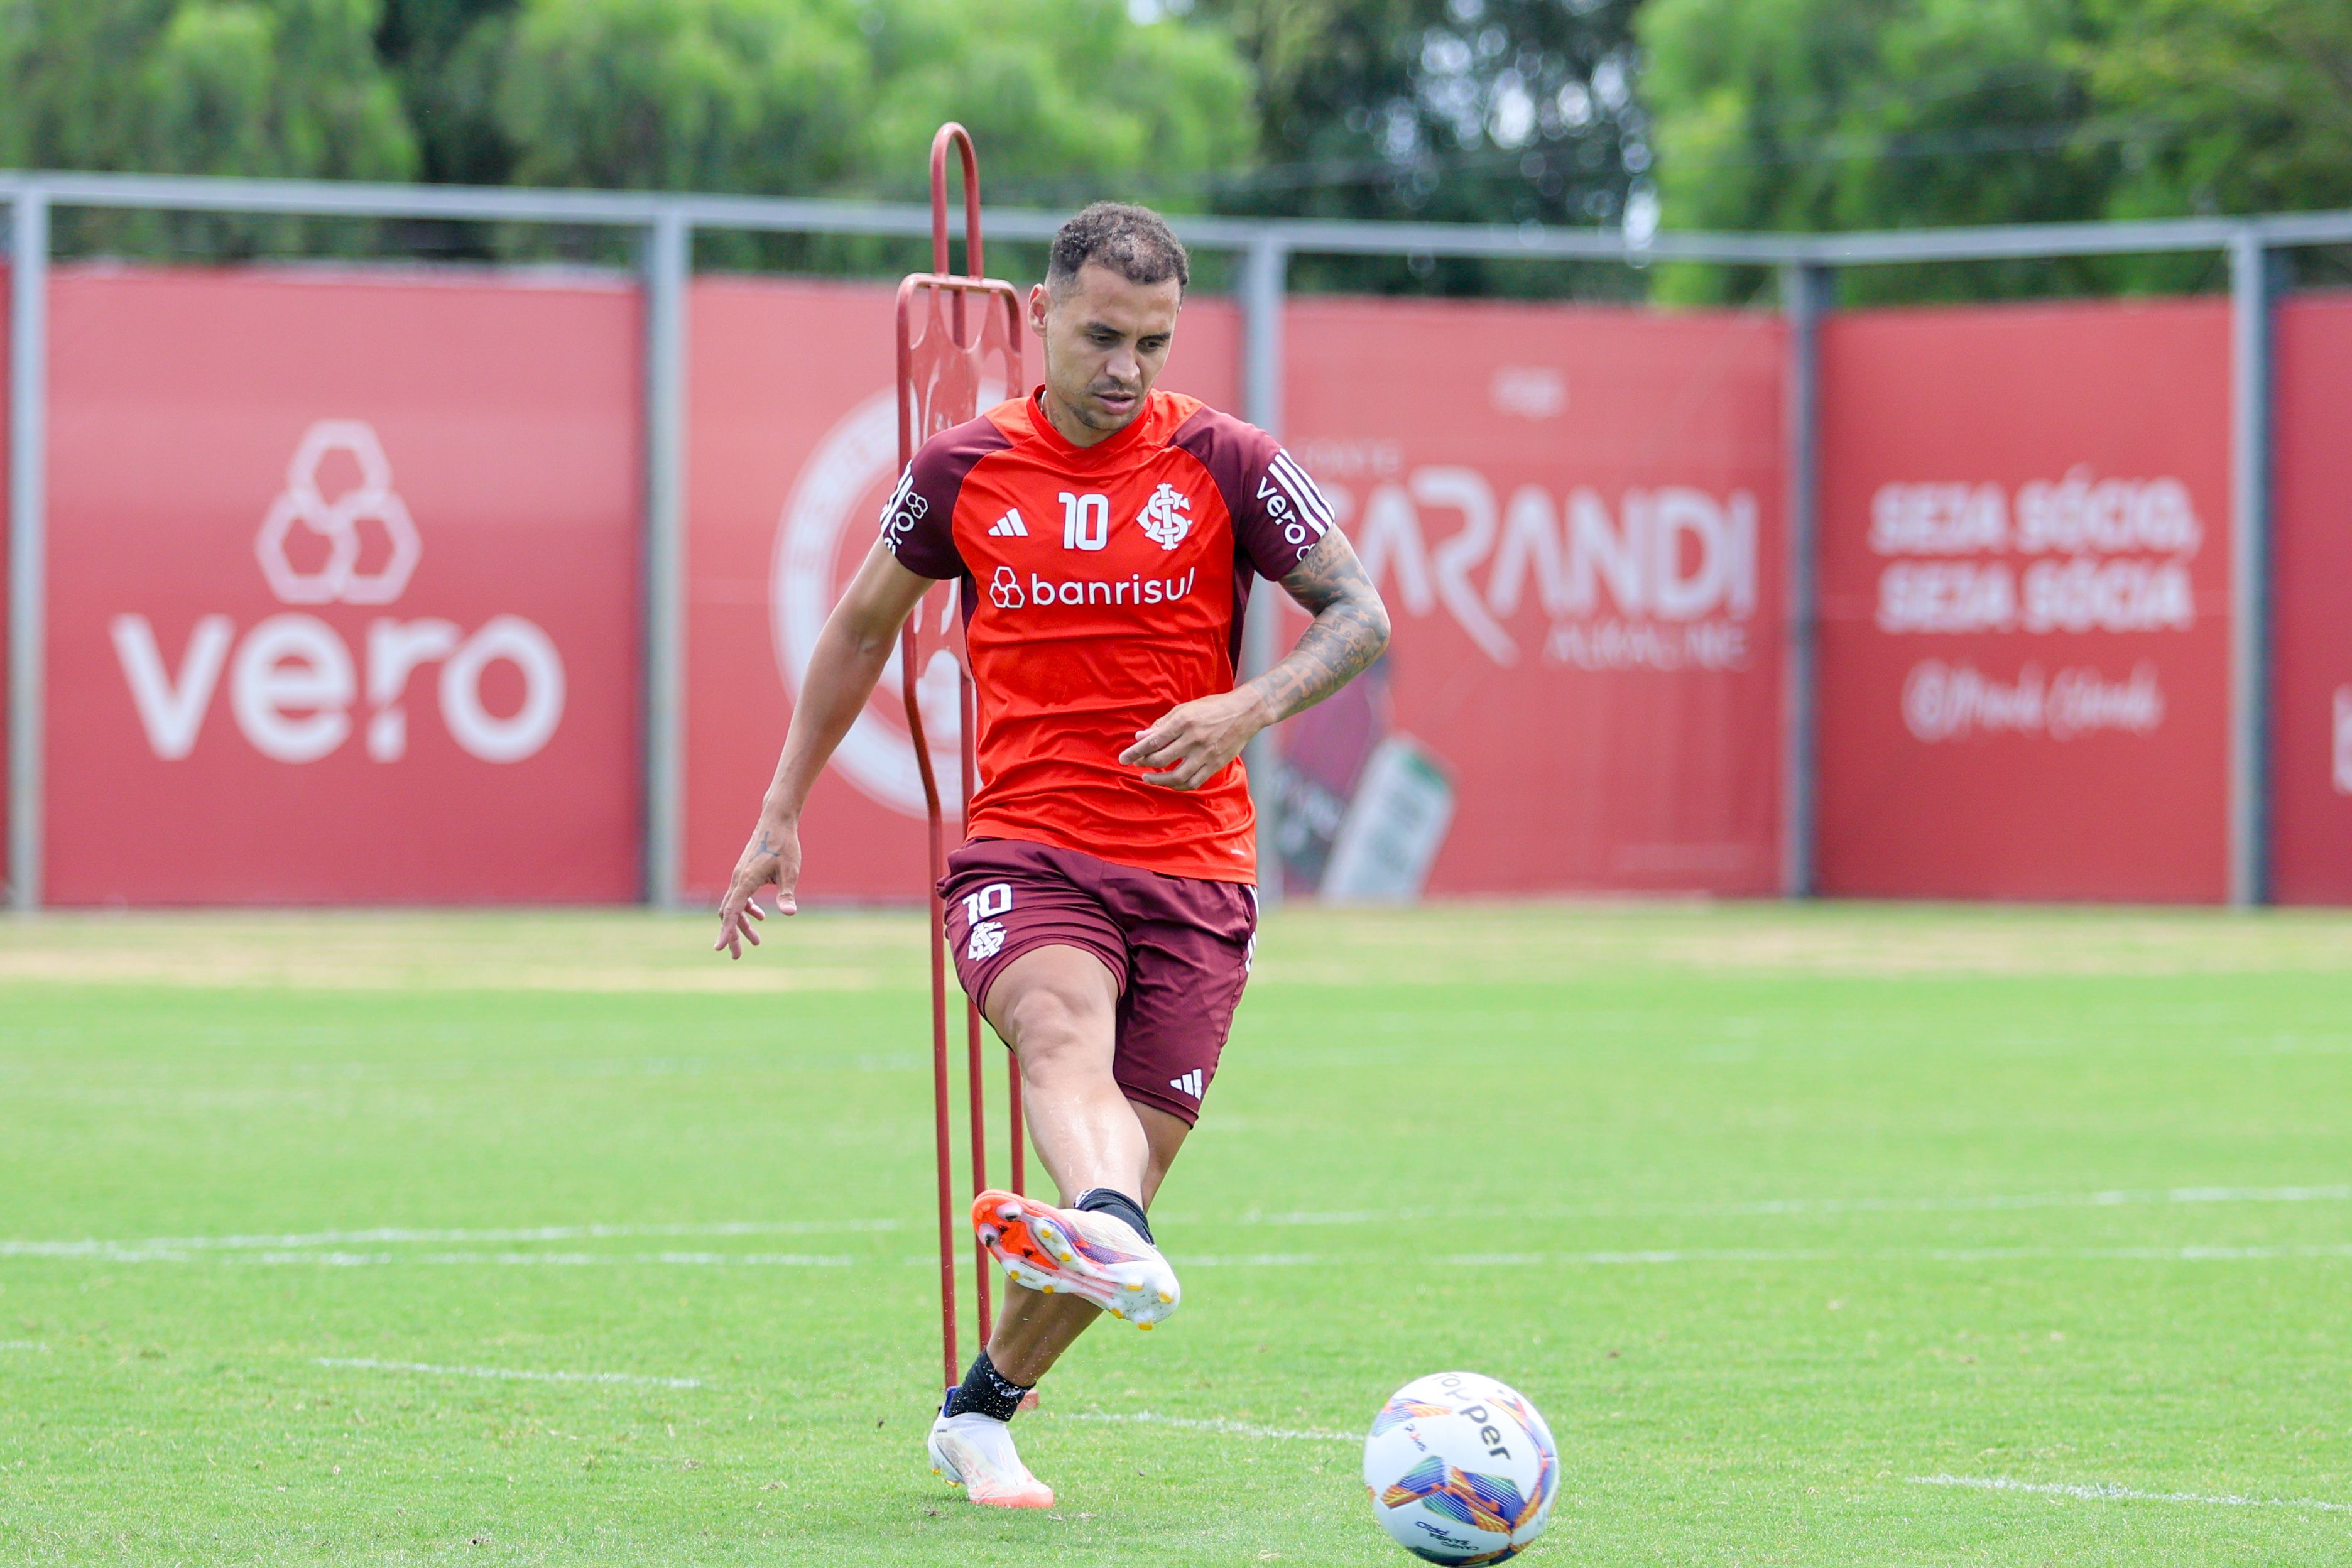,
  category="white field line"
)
[1,1340,47,1351]
[1060,1410,1353,1443]
[0,1217,900,1260]
[1914,1473,2352,1513]
[1207,1184,2352,1230]
[15,1244,2352,1270]
[249,1251,857,1268]
[1183,1244,2352,1268]
[1920,1245,2352,1263]
[315,1357,702,1390]
[8,1185,2346,1263]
